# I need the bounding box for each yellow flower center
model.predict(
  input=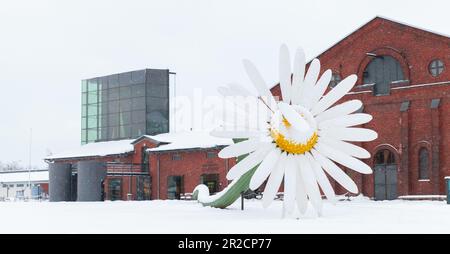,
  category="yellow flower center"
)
[270,129,318,154]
